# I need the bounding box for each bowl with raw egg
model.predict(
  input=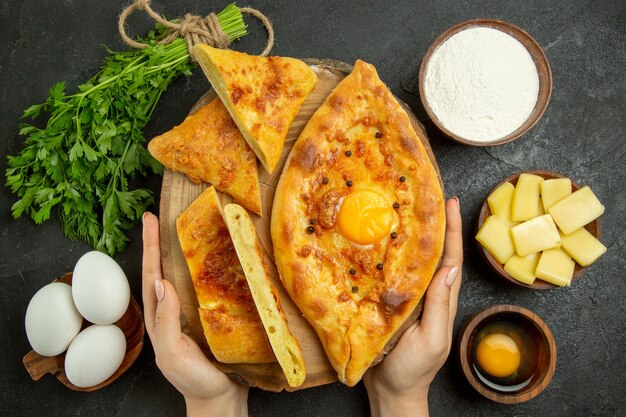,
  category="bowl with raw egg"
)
[459,305,556,404]
[476,170,606,289]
